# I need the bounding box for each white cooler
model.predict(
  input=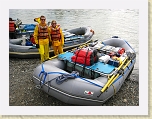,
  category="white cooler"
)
[99,55,110,63]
